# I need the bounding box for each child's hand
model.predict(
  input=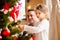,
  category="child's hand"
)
[18,24,24,31]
